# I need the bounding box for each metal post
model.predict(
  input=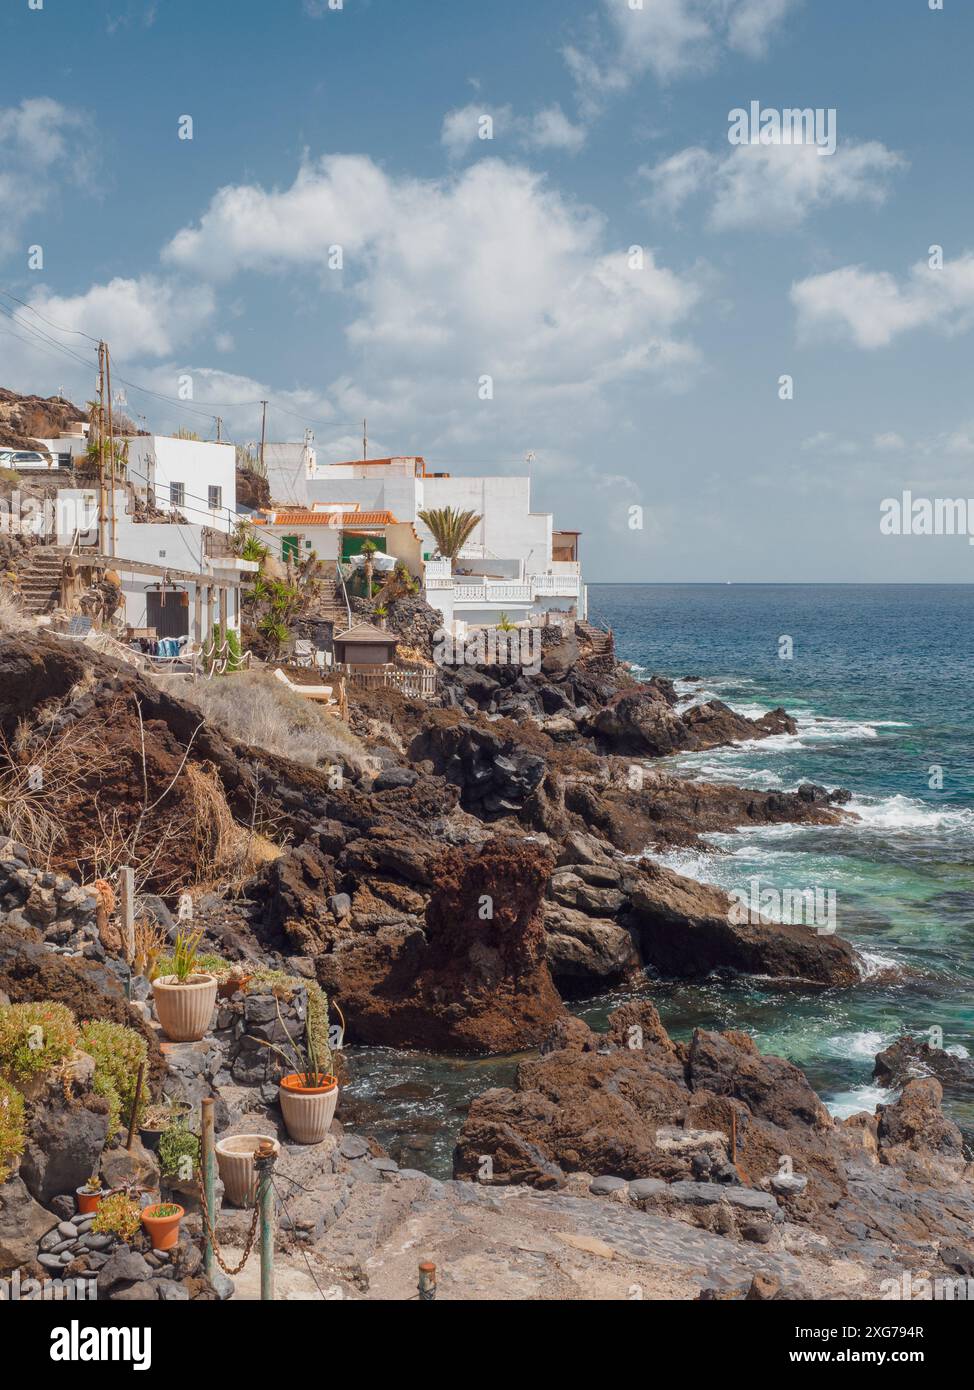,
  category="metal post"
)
[256,1139,276,1301]
[119,865,135,966]
[201,1098,216,1283]
[126,1062,145,1151]
[418,1262,437,1301]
